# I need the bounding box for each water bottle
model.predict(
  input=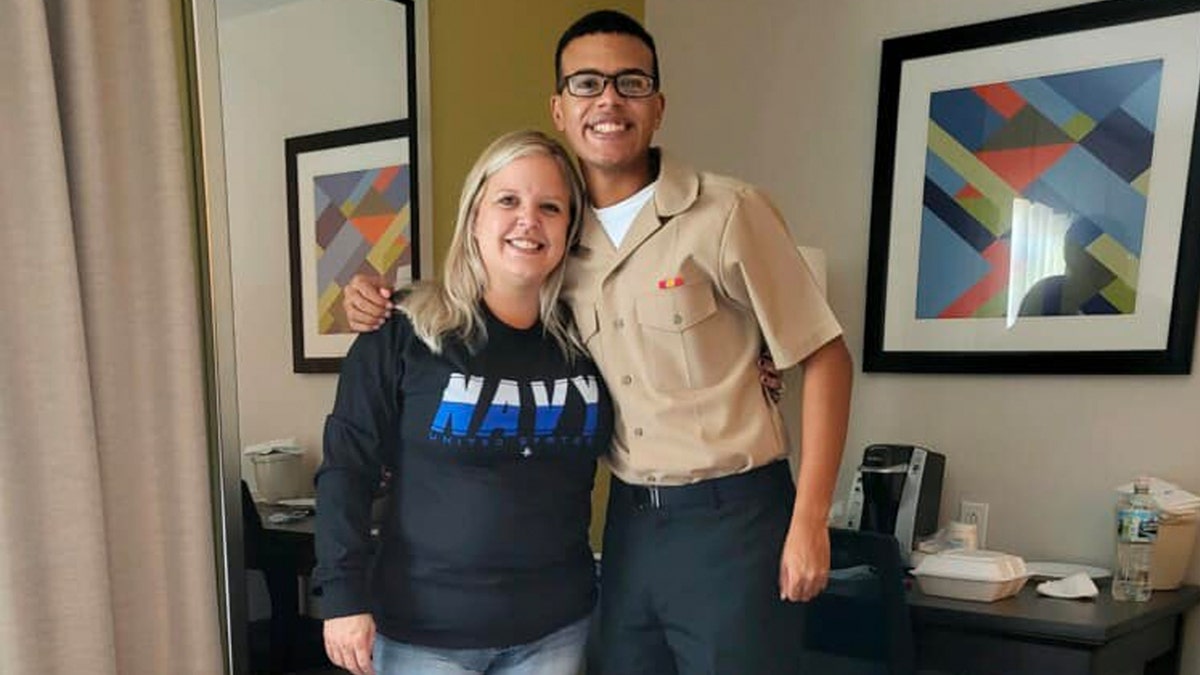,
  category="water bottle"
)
[1113,476,1158,602]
